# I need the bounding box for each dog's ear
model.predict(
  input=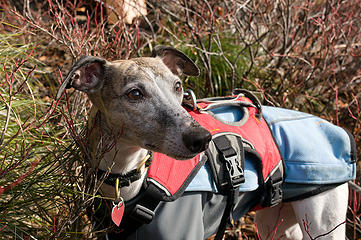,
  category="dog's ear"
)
[56,56,107,100]
[152,46,200,76]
